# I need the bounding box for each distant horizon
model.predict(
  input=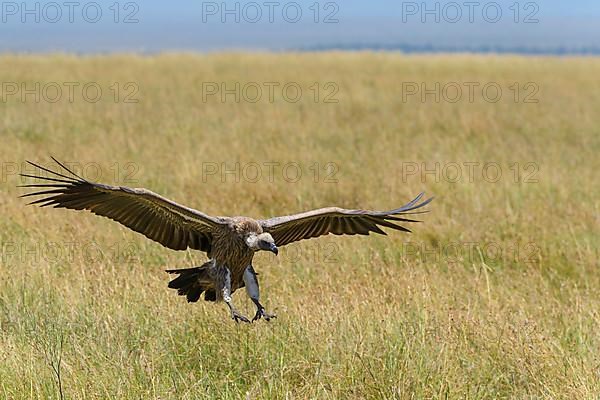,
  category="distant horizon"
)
[2,44,600,57]
[1,1,598,55]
